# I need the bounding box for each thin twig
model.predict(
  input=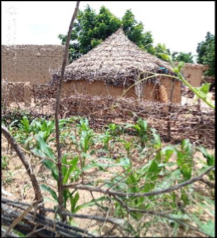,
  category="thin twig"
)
[1,126,44,214]
[167,78,175,141]
[200,178,215,188]
[63,166,214,197]
[2,200,39,237]
[112,195,211,237]
[1,198,125,226]
[2,203,96,237]
[99,199,113,234]
[54,1,80,221]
